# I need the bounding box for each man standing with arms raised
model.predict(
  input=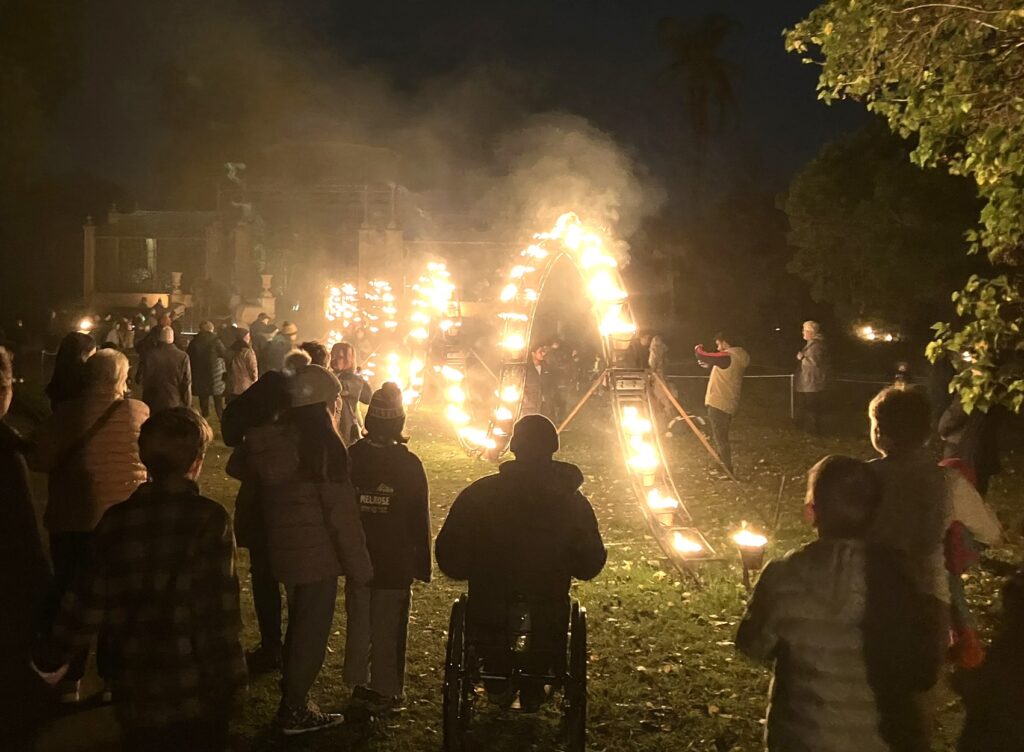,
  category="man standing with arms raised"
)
[695,332,750,476]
